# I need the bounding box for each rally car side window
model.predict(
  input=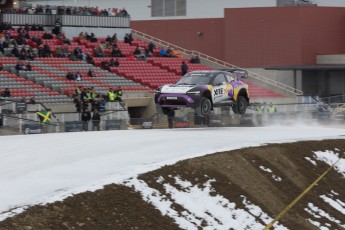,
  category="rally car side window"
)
[213,74,226,86]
